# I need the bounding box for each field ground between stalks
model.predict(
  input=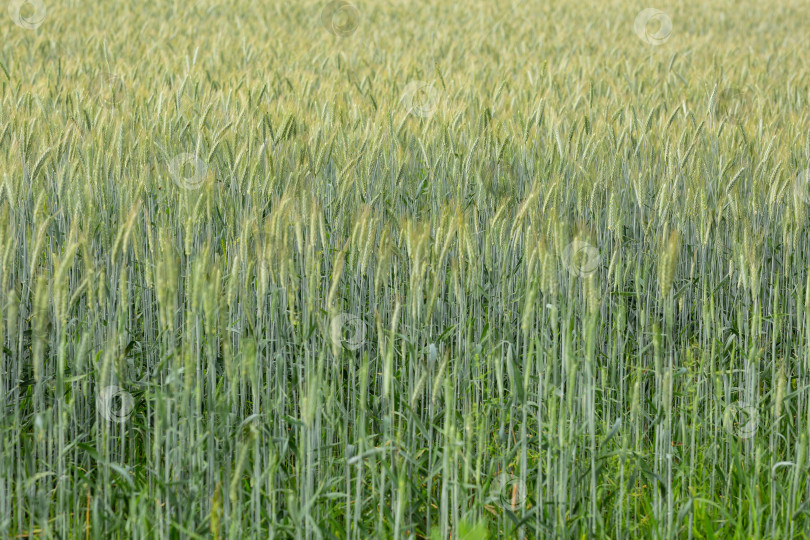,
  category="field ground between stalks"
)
[2,0,810,538]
